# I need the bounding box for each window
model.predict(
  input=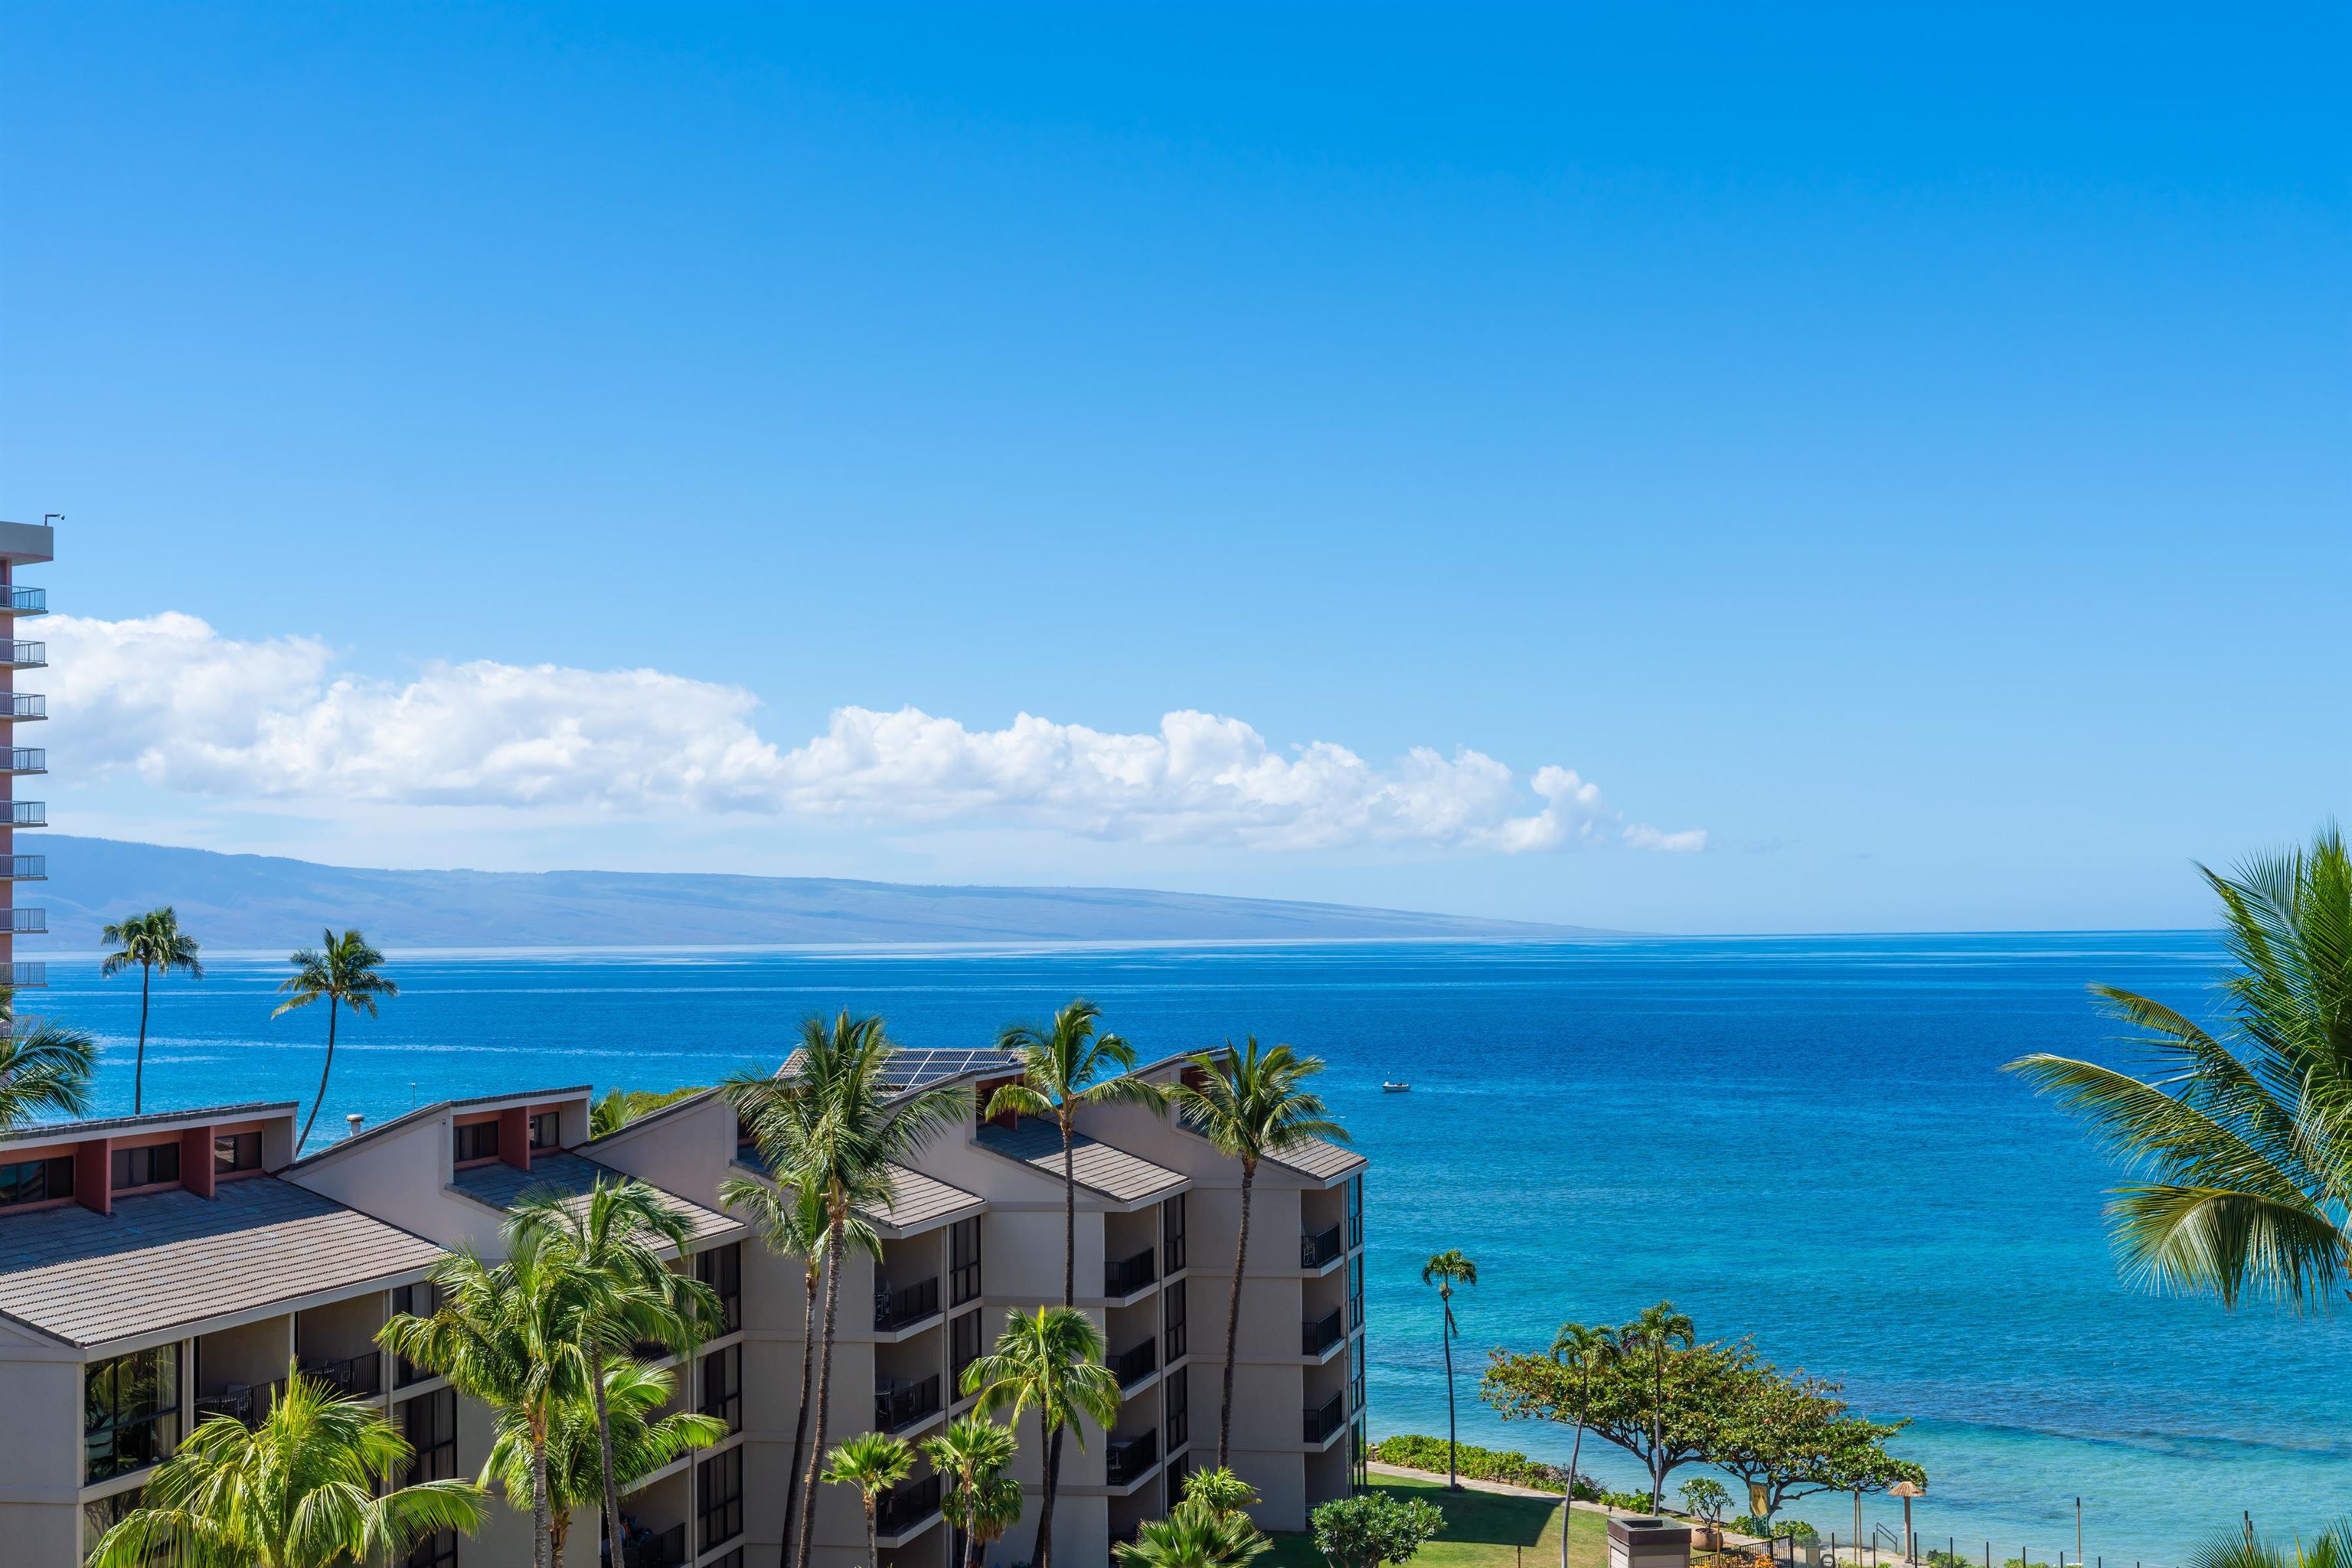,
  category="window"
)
[950,1309,982,1398]
[213,1132,261,1174]
[695,1243,742,1334]
[390,1282,443,1387]
[949,1217,982,1305]
[1165,1365,1189,1451]
[1163,1278,1187,1364]
[1346,1174,1363,1250]
[110,1142,180,1191]
[701,1343,742,1434]
[697,1445,743,1549]
[528,1112,560,1151]
[401,1388,459,1568]
[1351,1334,1366,1414]
[1162,1193,1187,1272]
[82,1485,143,1561]
[0,1154,71,1207]
[86,1346,178,1484]
[452,1121,499,1163]
[1348,1253,1364,1331]
[1166,1451,1191,1503]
